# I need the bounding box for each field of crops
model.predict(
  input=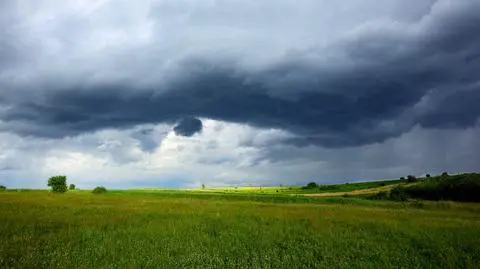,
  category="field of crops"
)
[1,190,479,268]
